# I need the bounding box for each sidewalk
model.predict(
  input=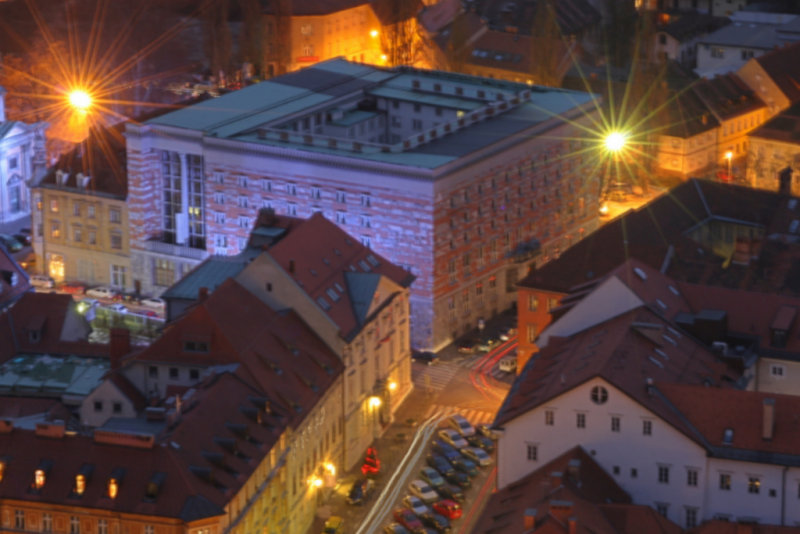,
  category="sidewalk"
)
[309,391,439,533]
